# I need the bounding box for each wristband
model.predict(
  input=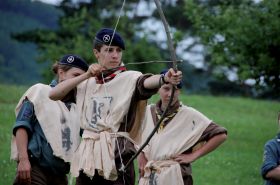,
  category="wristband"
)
[159,75,163,87]
[161,73,168,84]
